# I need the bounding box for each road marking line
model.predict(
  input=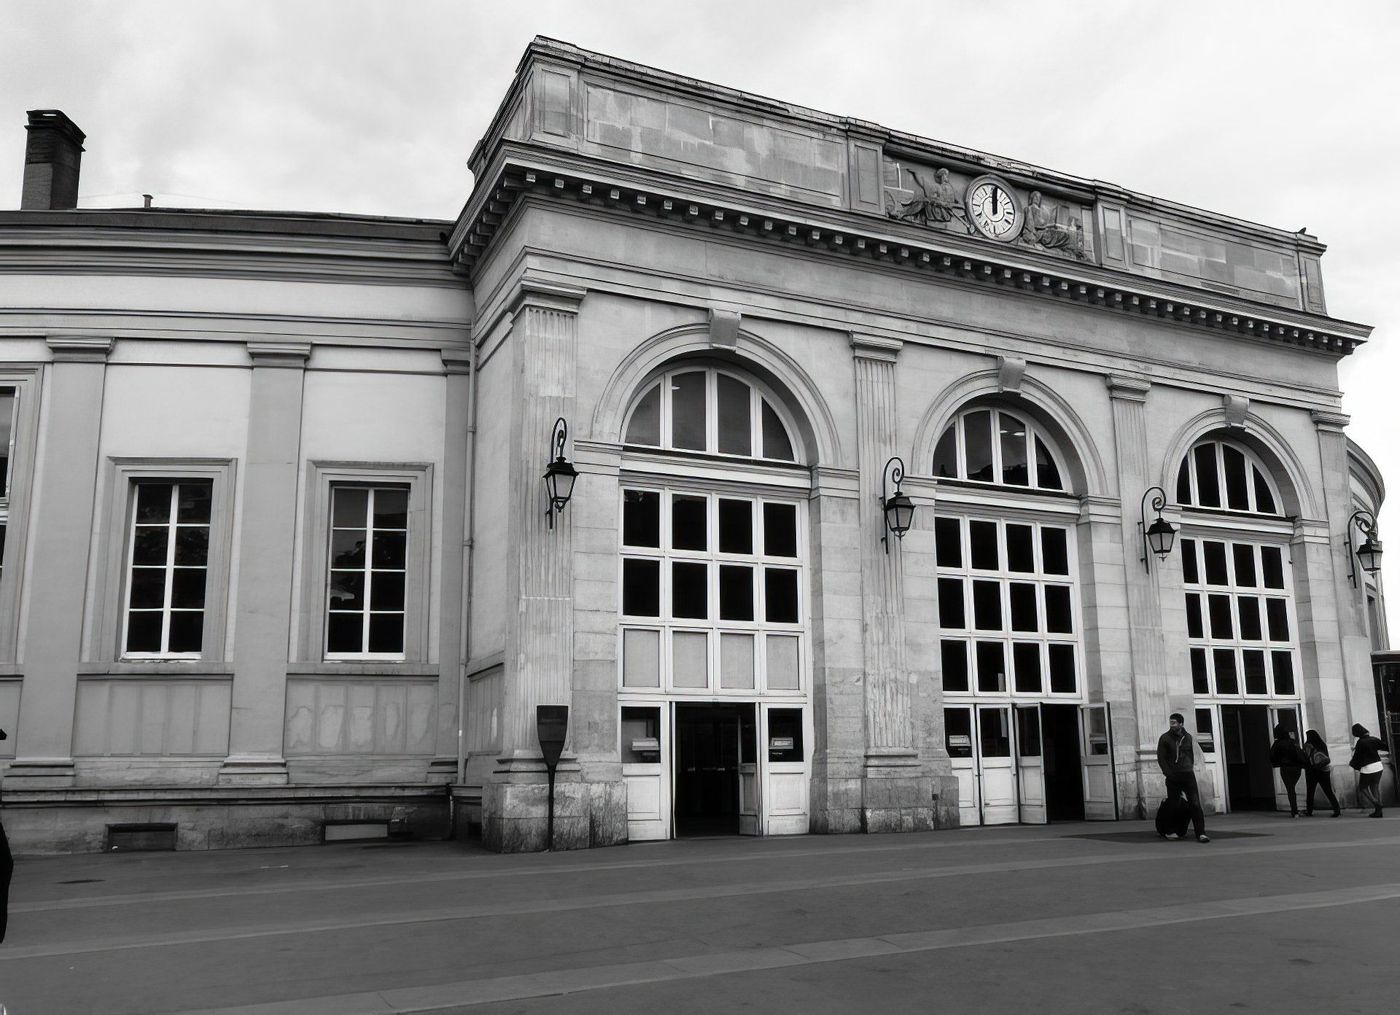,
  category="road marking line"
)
[4,835,1398,960]
[169,882,1400,1014]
